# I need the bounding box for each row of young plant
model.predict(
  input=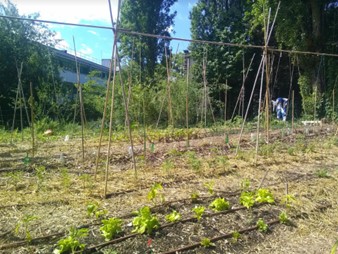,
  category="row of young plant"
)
[53,182,295,253]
